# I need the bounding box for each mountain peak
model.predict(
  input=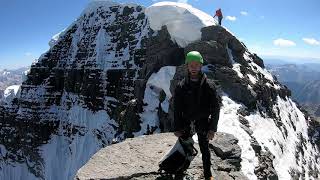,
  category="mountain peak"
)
[0,1,319,180]
[81,0,142,16]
